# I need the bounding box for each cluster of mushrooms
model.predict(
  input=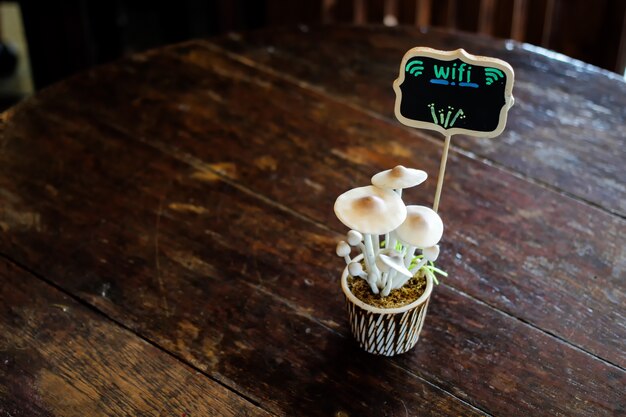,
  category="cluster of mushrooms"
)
[334,166,444,297]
